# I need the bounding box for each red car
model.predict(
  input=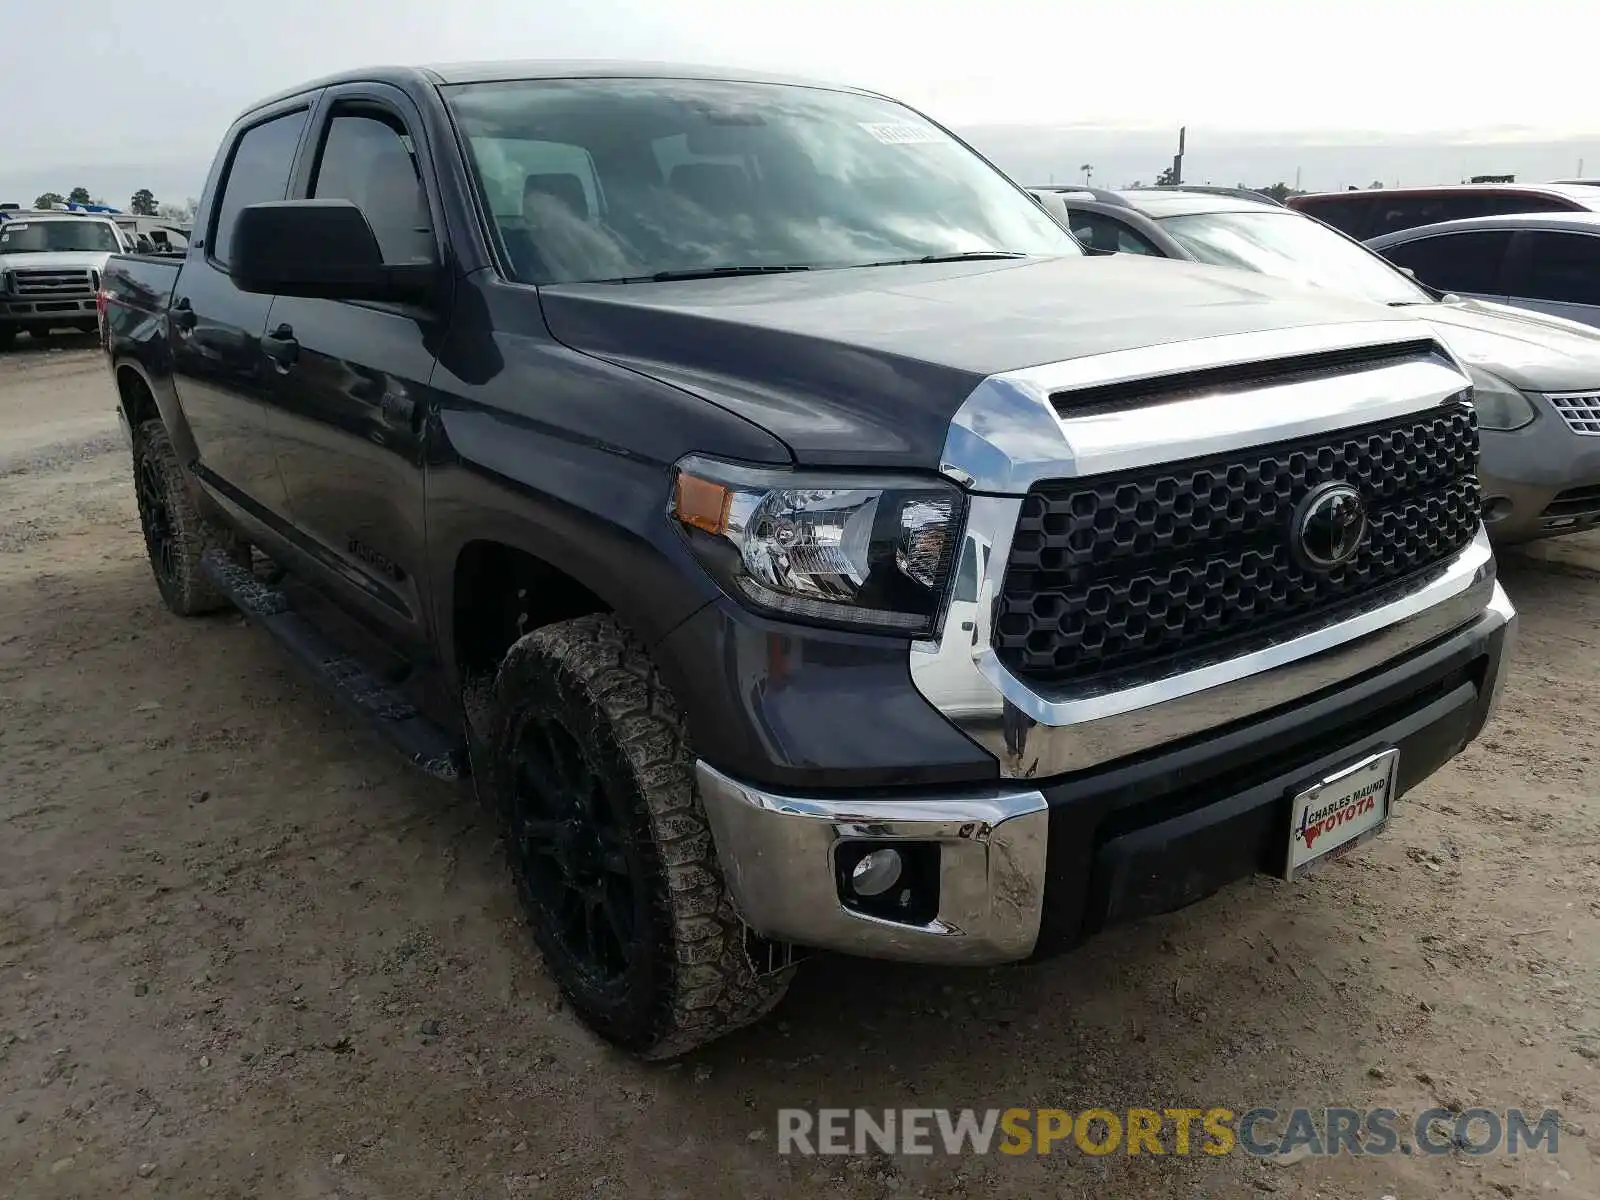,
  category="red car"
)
[1289,183,1600,241]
